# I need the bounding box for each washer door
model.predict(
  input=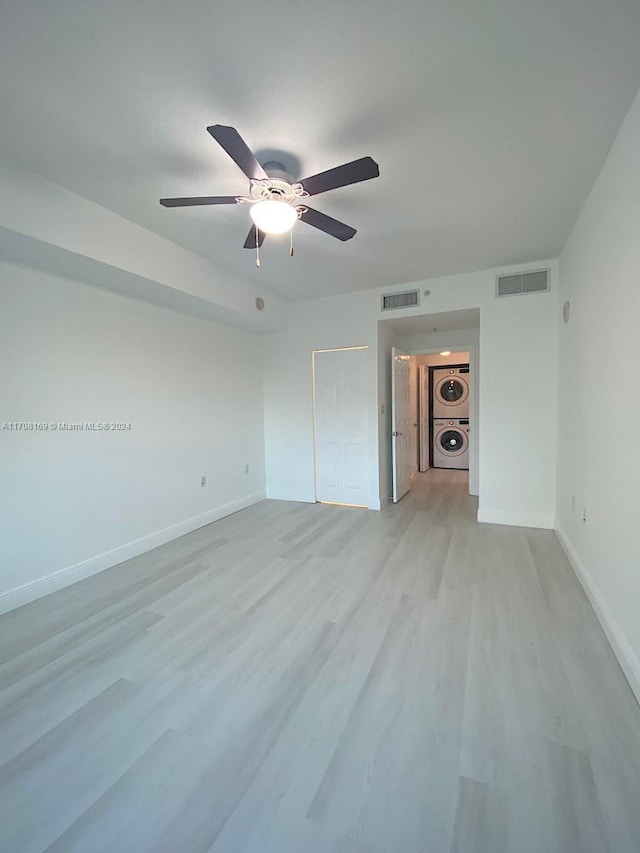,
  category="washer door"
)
[437,426,468,456]
[435,374,469,408]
